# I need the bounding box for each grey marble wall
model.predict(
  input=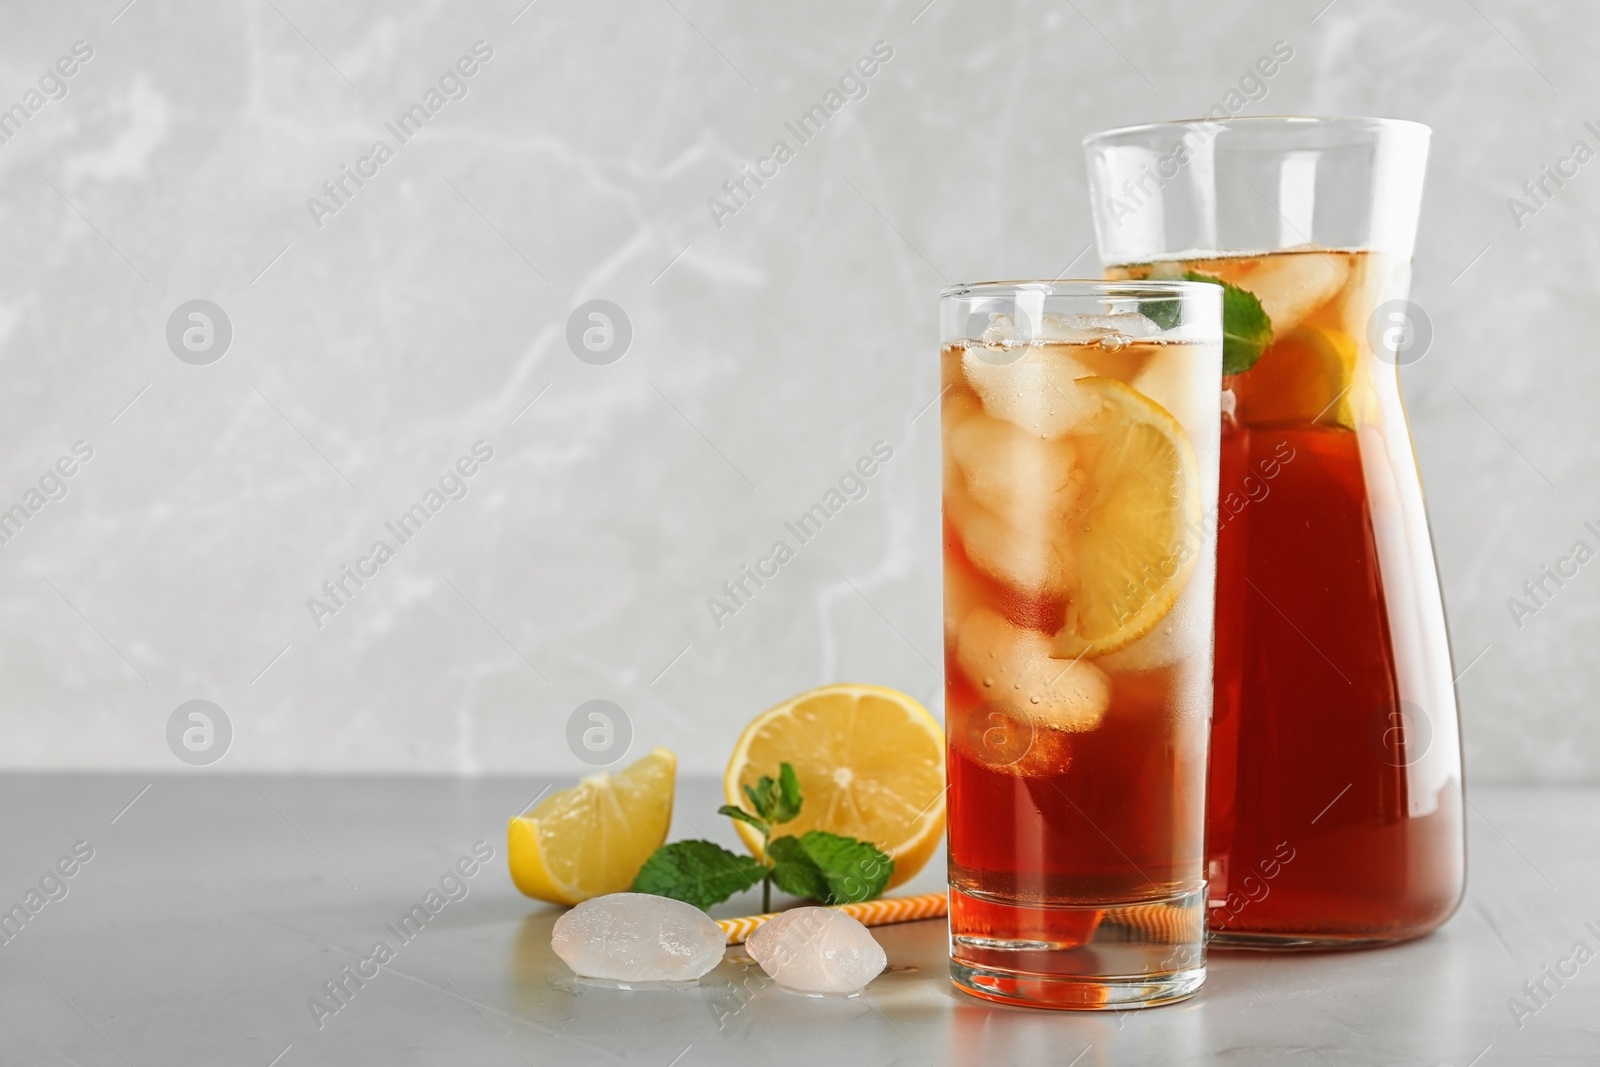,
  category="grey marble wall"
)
[0,0,1592,781]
